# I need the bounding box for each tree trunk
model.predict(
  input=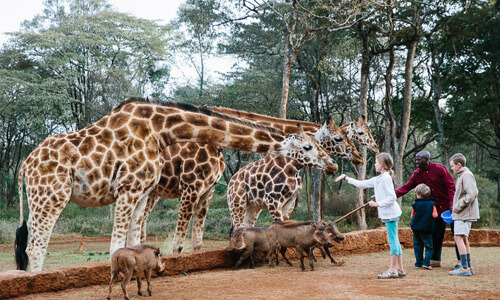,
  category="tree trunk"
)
[430,46,447,164]
[312,169,322,221]
[279,0,299,119]
[354,22,371,230]
[395,37,418,187]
